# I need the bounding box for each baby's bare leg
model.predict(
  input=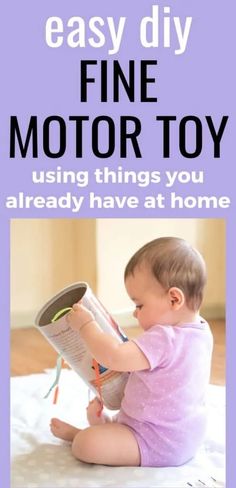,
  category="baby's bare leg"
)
[72,423,141,466]
[51,398,113,441]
